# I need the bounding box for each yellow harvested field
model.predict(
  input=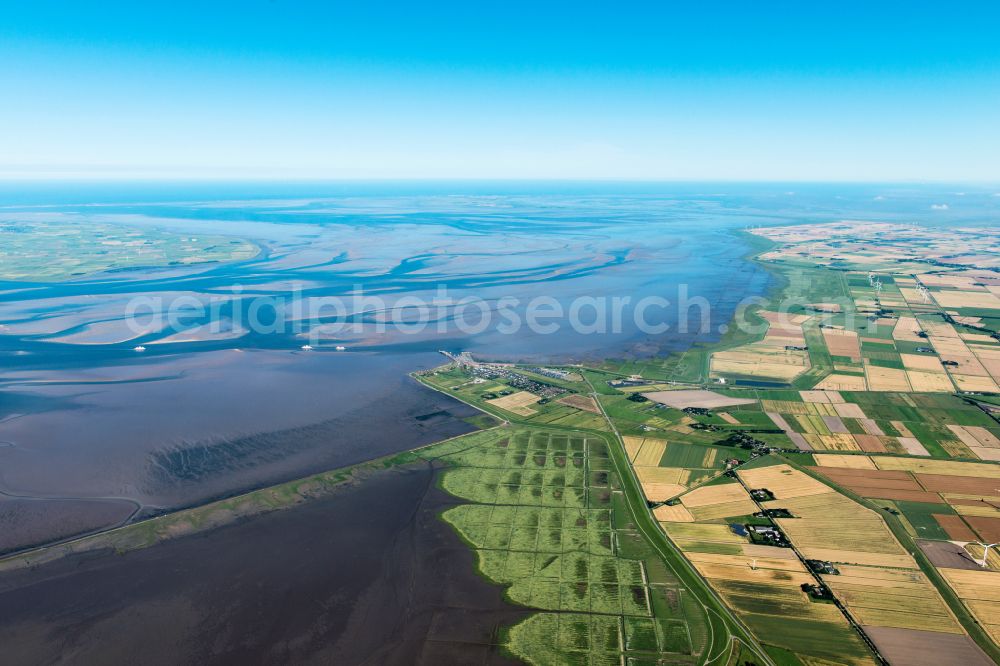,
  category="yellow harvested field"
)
[823,328,862,360]
[897,437,931,456]
[665,522,745,544]
[800,390,845,403]
[798,548,916,568]
[939,568,1000,645]
[918,273,981,288]
[638,482,686,502]
[842,606,961,633]
[633,438,667,466]
[738,464,832,498]
[777,515,907,556]
[710,345,810,381]
[906,370,955,392]
[901,353,946,372]
[623,436,645,462]
[654,503,695,522]
[807,302,842,312]
[555,394,600,413]
[809,433,862,451]
[970,448,1000,462]
[641,389,757,409]
[635,466,686,501]
[816,374,868,391]
[865,364,911,391]
[952,374,1000,392]
[893,317,926,342]
[615,382,673,393]
[741,543,799,559]
[688,551,807,573]
[953,504,1000,518]
[940,568,1000,601]
[942,492,1000,503]
[932,336,973,356]
[717,411,740,424]
[941,354,990,375]
[933,290,1000,309]
[681,482,751,508]
[833,565,925,583]
[740,466,914,565]
[761,399,813,414]
[692,560,814,585]
[688,500,759,521]
[485,391,541,415]
[873,457,1000,478]
[892,421,914,437]
[634,467,686,484]
[923,320,961,338]
[686,549,808,580]
[948,425,1000,449]
[832,402,867,419]
[824,566,961,633]
[813,454,877,470]
[971,344,1000,358]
